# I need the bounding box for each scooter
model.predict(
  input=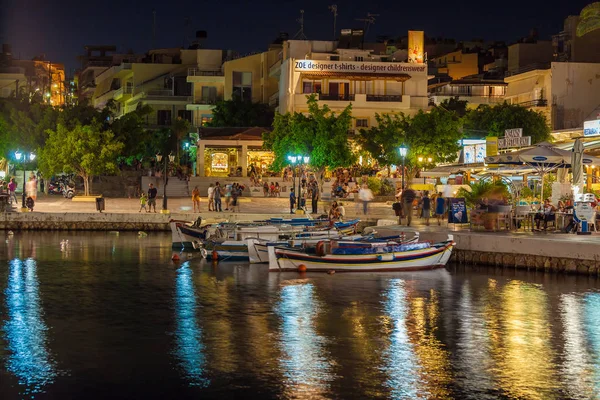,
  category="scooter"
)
[48,182,63,195]
[61,182,75,199]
